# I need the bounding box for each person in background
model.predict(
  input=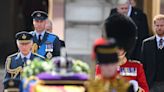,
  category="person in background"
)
[129,0,136,7]
[45,19,65,47]
[45,19,53,33]
[141,14,164,92]
[30,11,61,59]
[110,0,149,61]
